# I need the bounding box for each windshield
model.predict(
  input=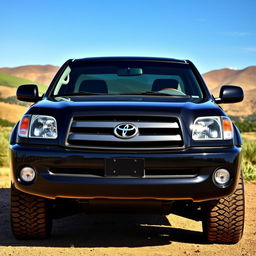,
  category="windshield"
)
[53,61,204,98]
